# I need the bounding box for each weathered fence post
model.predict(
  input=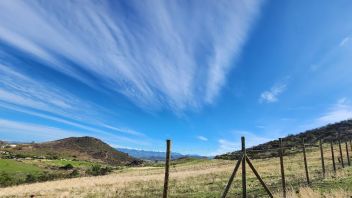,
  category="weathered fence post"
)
[221,154,243,198]
[279,138,286,198]
[241,136,246,198]
[163,139,171,198]
[319,139,325,177]
[338,134,344,168]
[330,141,336,172]
[346,142,351,166]
[222,136,273,198]
[302,138,310,185]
